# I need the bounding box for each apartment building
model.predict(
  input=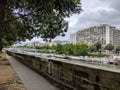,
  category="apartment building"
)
[70,33,77,44]
[70,24,120,47]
